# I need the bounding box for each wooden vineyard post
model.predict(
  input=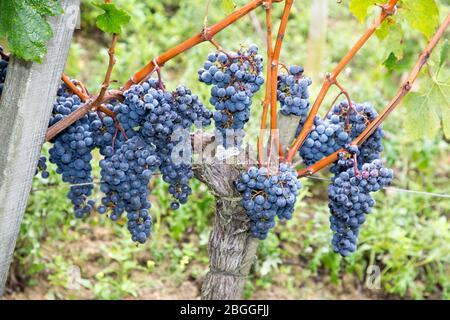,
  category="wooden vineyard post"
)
[0,0,80,296]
